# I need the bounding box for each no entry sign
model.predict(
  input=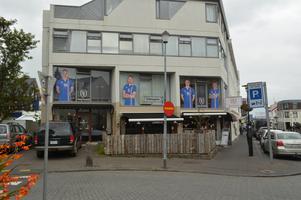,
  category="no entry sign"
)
[163,101,175,117]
